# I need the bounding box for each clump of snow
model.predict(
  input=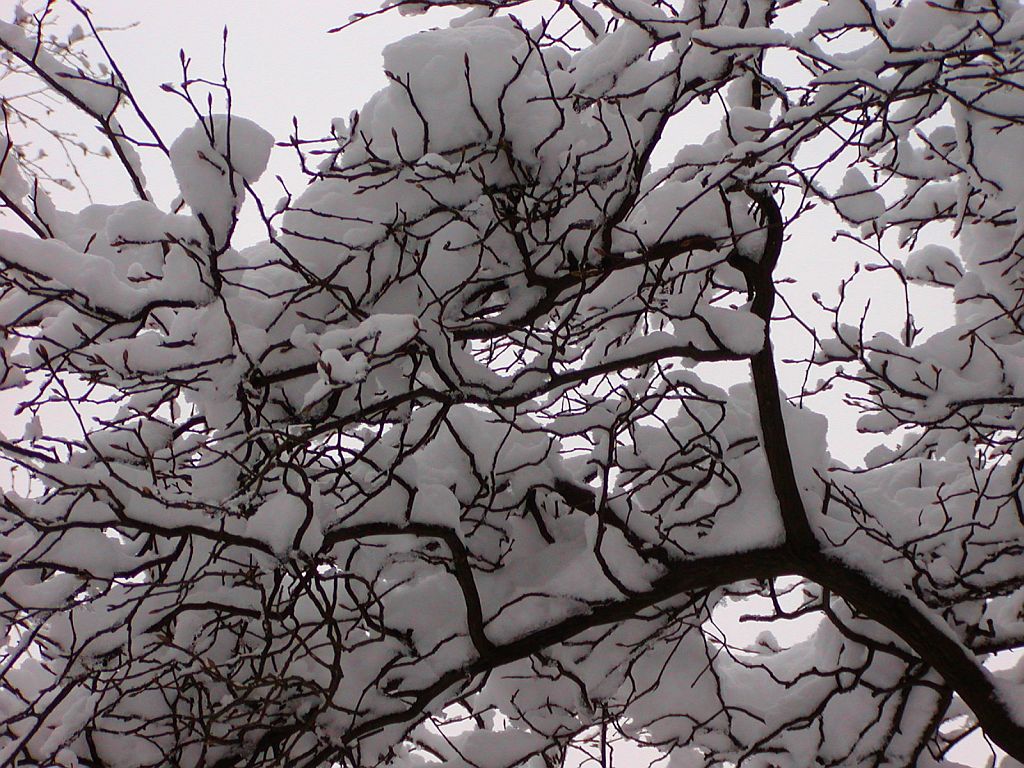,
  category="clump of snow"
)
[169,114,274,245]
[410,484,463,535]
[0,136,30,203]
[833,168,885,225]
[245,491,323,556]
[900,244,962,287]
